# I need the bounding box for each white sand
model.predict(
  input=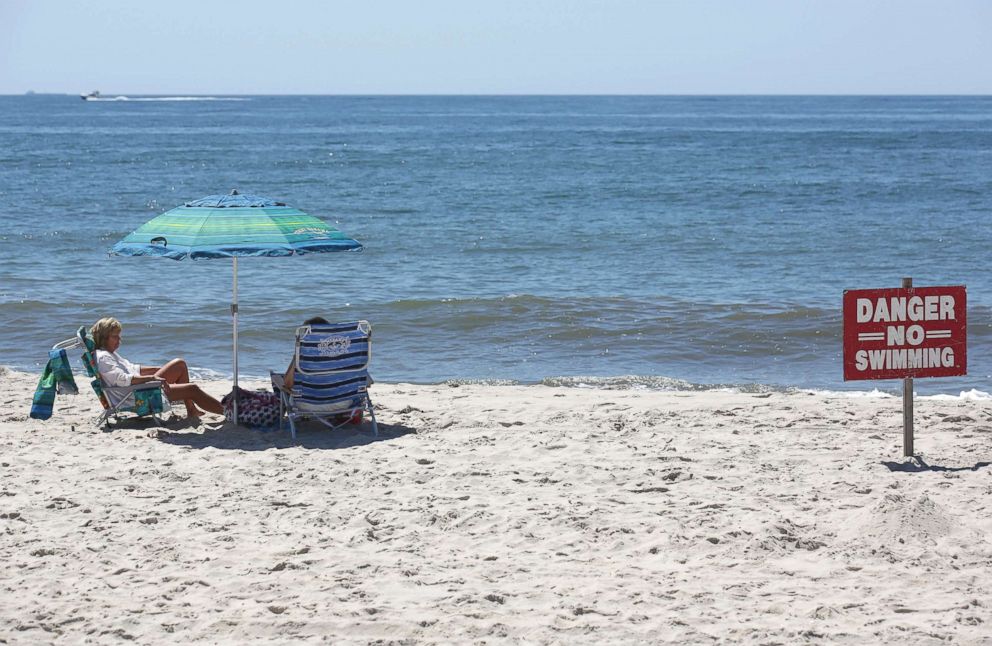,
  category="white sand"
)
[2,366,991,643]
